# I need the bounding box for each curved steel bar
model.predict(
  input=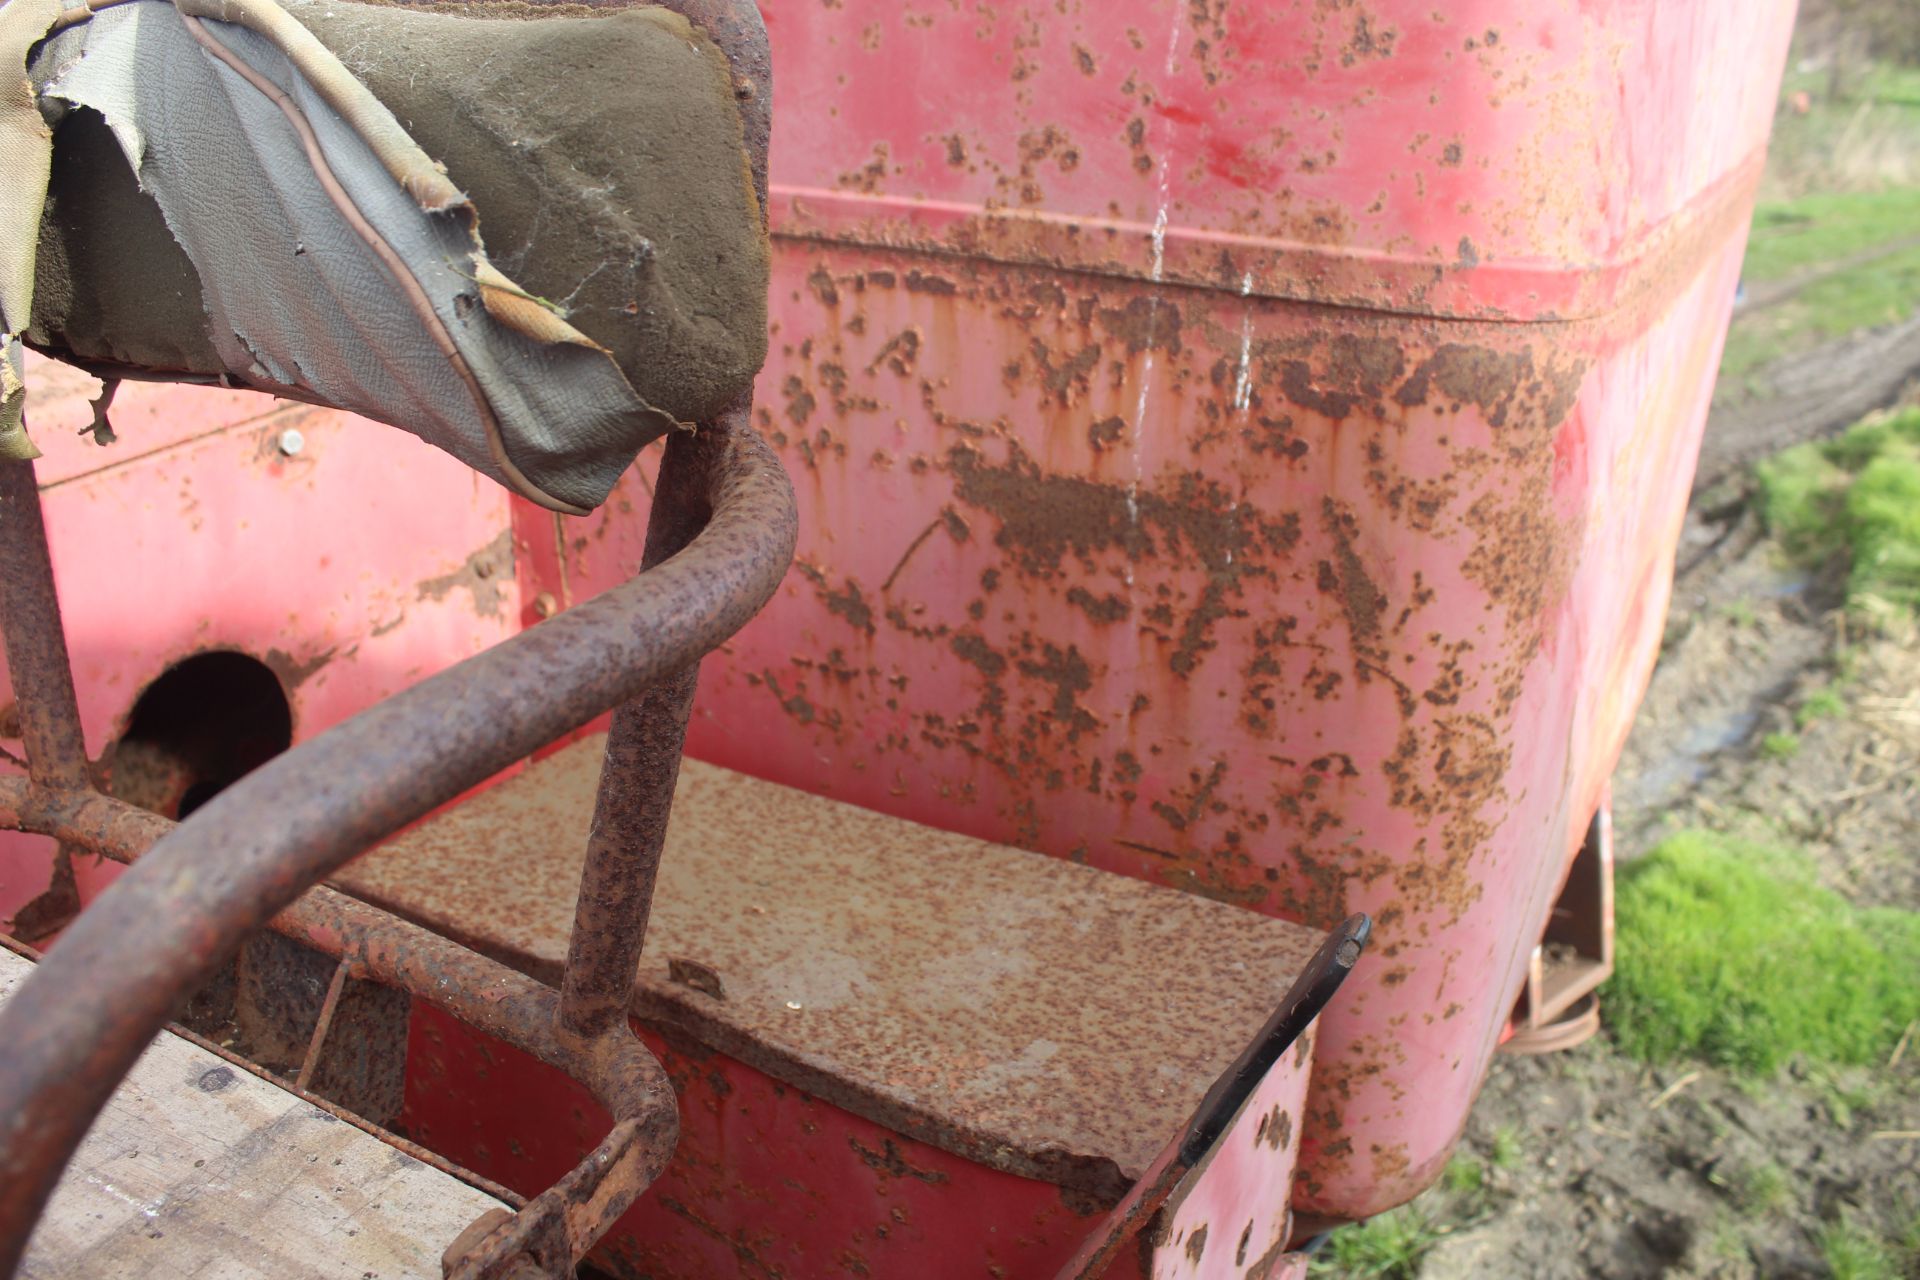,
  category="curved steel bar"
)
[0,773,683,1277]
[0,416,796,1276]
